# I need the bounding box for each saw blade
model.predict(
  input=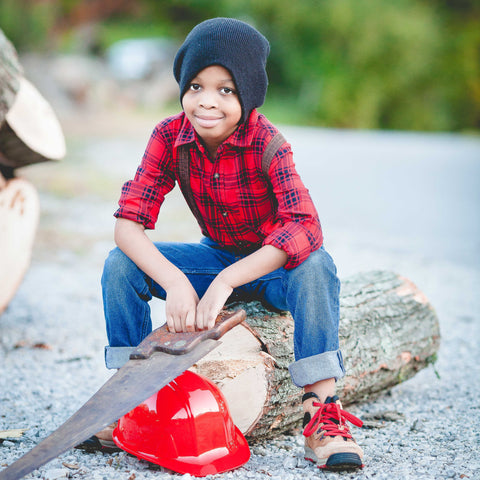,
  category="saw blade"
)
[0,339,218,480]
